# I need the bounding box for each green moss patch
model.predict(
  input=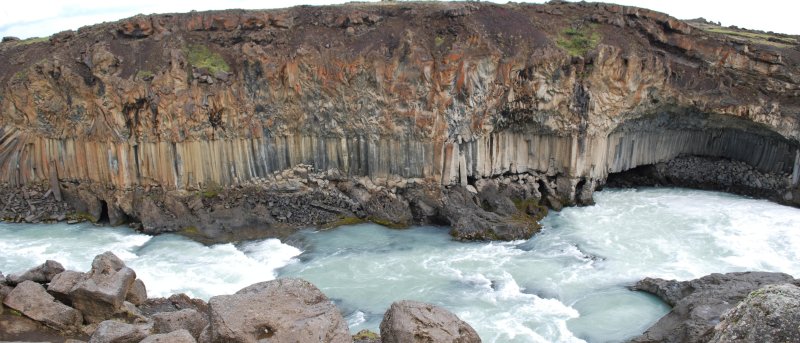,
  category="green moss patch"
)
[136,70,154,81]
[68,212,97,223]
[353,329,380,340]
[322,216,366,229]
[185,45,230,75]
[368,216,407,229]
[557,26,600,56]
